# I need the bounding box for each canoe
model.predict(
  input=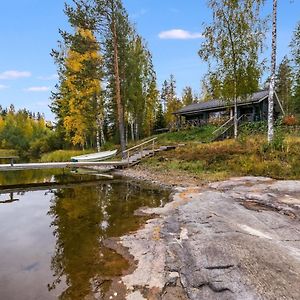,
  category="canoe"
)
[71,150,118,162]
